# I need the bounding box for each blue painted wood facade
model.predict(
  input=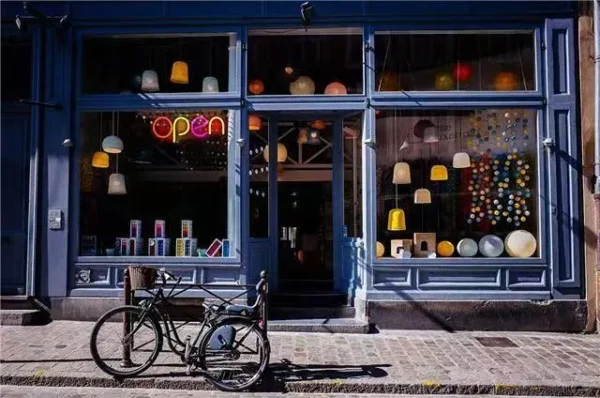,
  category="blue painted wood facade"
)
[0,1,584,305]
